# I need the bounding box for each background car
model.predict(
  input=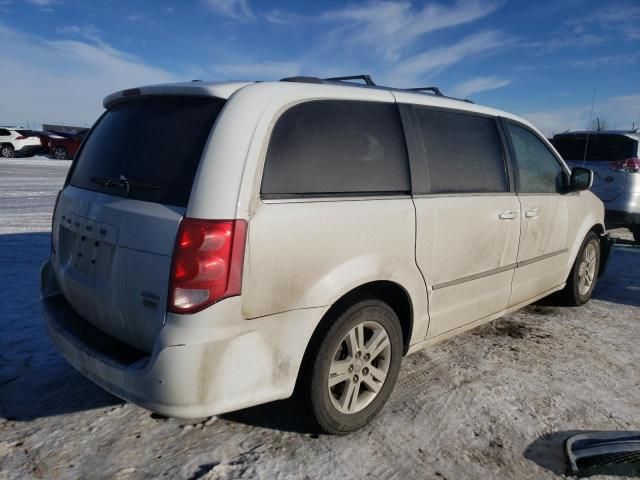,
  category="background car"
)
[552,130,640,242]
[47,131,86,159]
[0,127,42,157]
